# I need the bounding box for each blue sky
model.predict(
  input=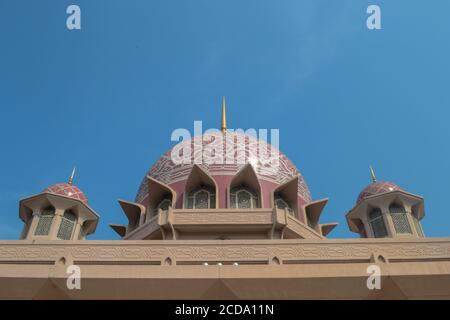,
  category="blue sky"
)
[0,0,449,239]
